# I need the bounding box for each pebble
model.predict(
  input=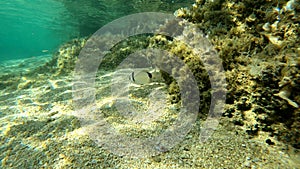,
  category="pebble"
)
[252,158,260,162]
[244,161,251,167]
[153,156,161,162]
[262,22,271,32]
